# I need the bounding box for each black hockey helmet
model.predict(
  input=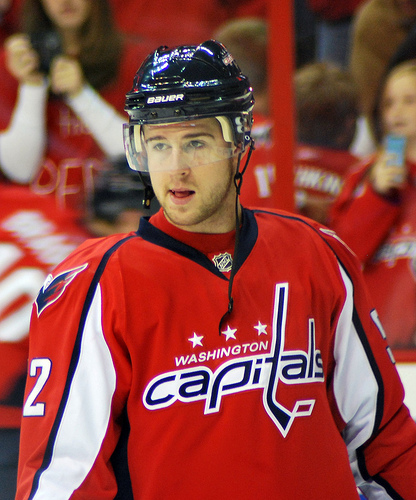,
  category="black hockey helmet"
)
[123,39,254,172]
